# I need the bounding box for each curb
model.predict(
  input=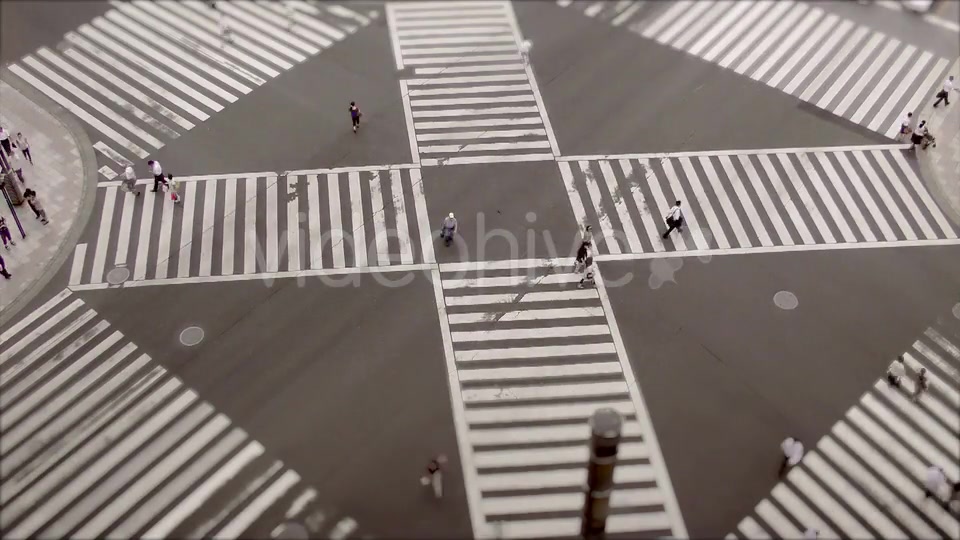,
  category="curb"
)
[0,68,100,328]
